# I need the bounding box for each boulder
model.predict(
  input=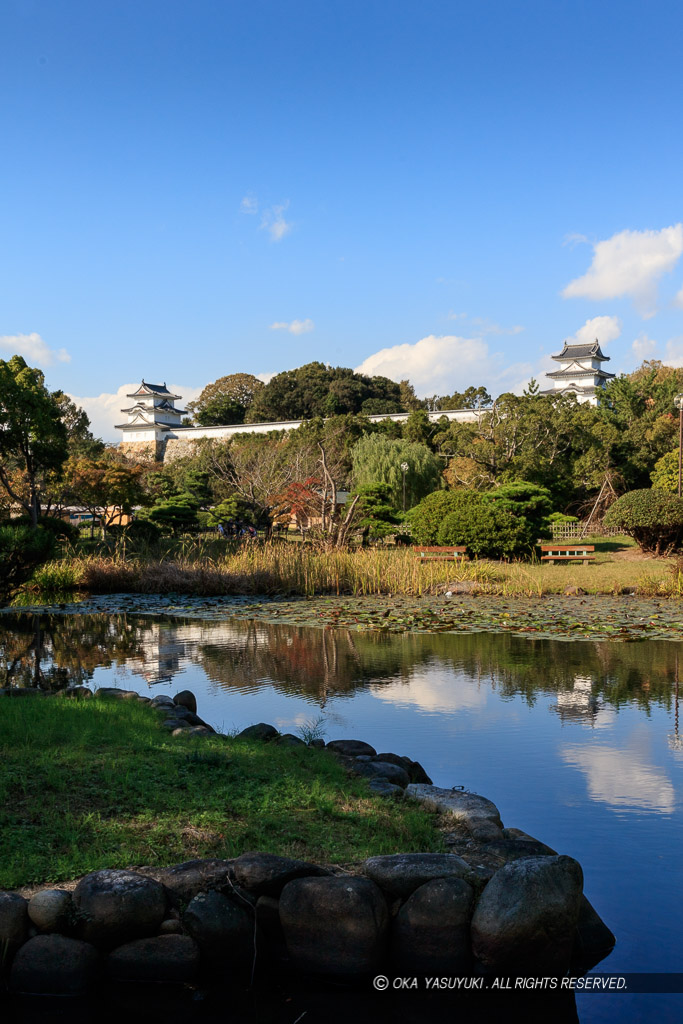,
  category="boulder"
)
[375,754,432,785]
[367,780,405,799]
[10,934,100,994]
[173,690,197,714]
[392,877,474,974]
[28,889,72,933]
[326,739,377,757]
[143,859,235,904]
[185,726,212,738]
[484,839,557,863]
[56,686,92,699]
[107,935,200,982]
[94,688,139,700]
[362,853,470,898]
[354,761,410,788]
[308,738,326,749]
[275,733,307,747]
[0,891,29,959]
[159,918,183,935]
[234,852,329,898]
[163,718,190,730]
[279,876,388,977]
[237,723,278,742]
[182,890,253,969]
[570,895,616,973]
[73,869,167,949]
[150,695,176,709]
[406,784,503,836]
[471,855,583,974]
